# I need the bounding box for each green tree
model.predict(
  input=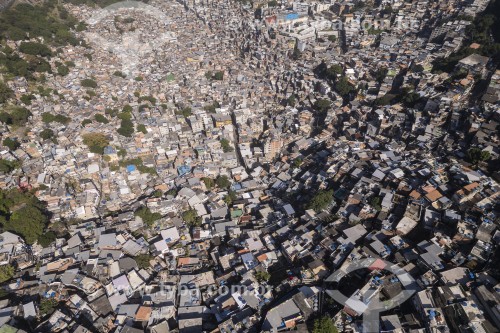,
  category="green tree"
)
[117,149,127,158]
[0,107,32,126]
[467,148,491,164]
[40,128,55,140]
[118,118,135,137]
[19,42,52,57]
[20,94,35,105]
[82,133,109,154]
[0,159,20,173]
[293,157,303,168]
[334,76,355,96]
[326,64,343,80]
[4,205,48,244]
[81,119,92,126]
[0,265,14,283]
[118,111,132,120]
[182,208,202,227]
[402,90,421,107]
[375,94,395,106]
[41,112,70,124]
[202,177,215,190]
[3,138,20,151]
[480,151,491,161]
[80,78,97,88]
[113,70,126,78]
[308,189,334,212]
[152,189,163,198]
[37,231,56,247]
[94,114,109,124]
[0,81,13,103]
[254,270,270,282]
[176,107,192,118]
[137,124,147,134]
[216,175,231,189]
[134,206,161,227]
[220,138,234,152]
[314,99,331,113]
[213,71,224,80]
[328,35,337,42]
[134,254,152,269]
[312,316,338,333]
[370,196,382,211]
[224,190,237,206]
[41,113,55,123]
[105,108,118,117]
[413,64,424,72]
[287,94,296,107]
[138,95,157,104]
[39,298,58,317]
[374,67,388,83]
